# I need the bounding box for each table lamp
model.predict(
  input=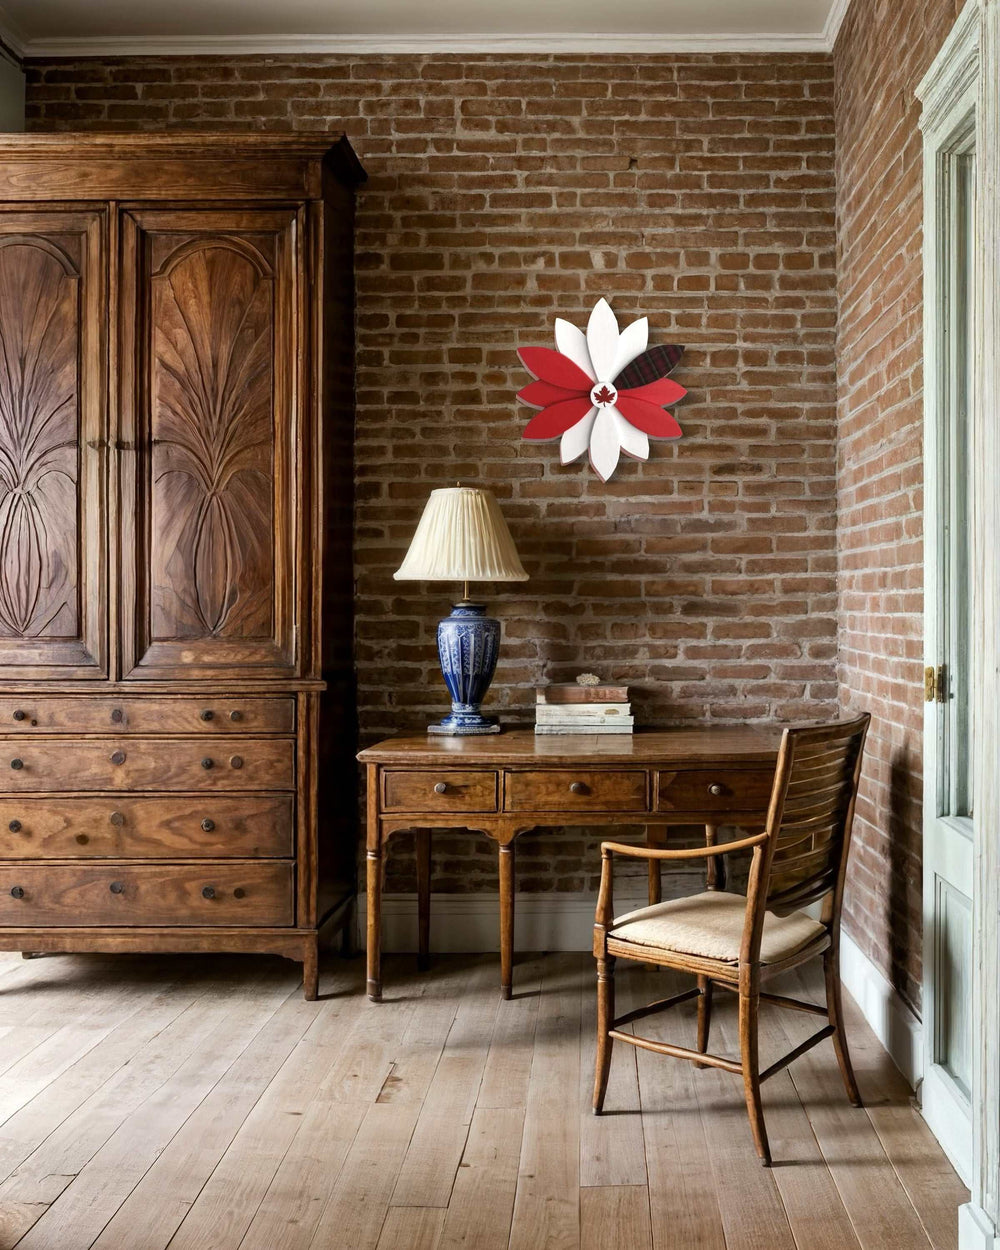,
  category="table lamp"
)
[394,486,528,735]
